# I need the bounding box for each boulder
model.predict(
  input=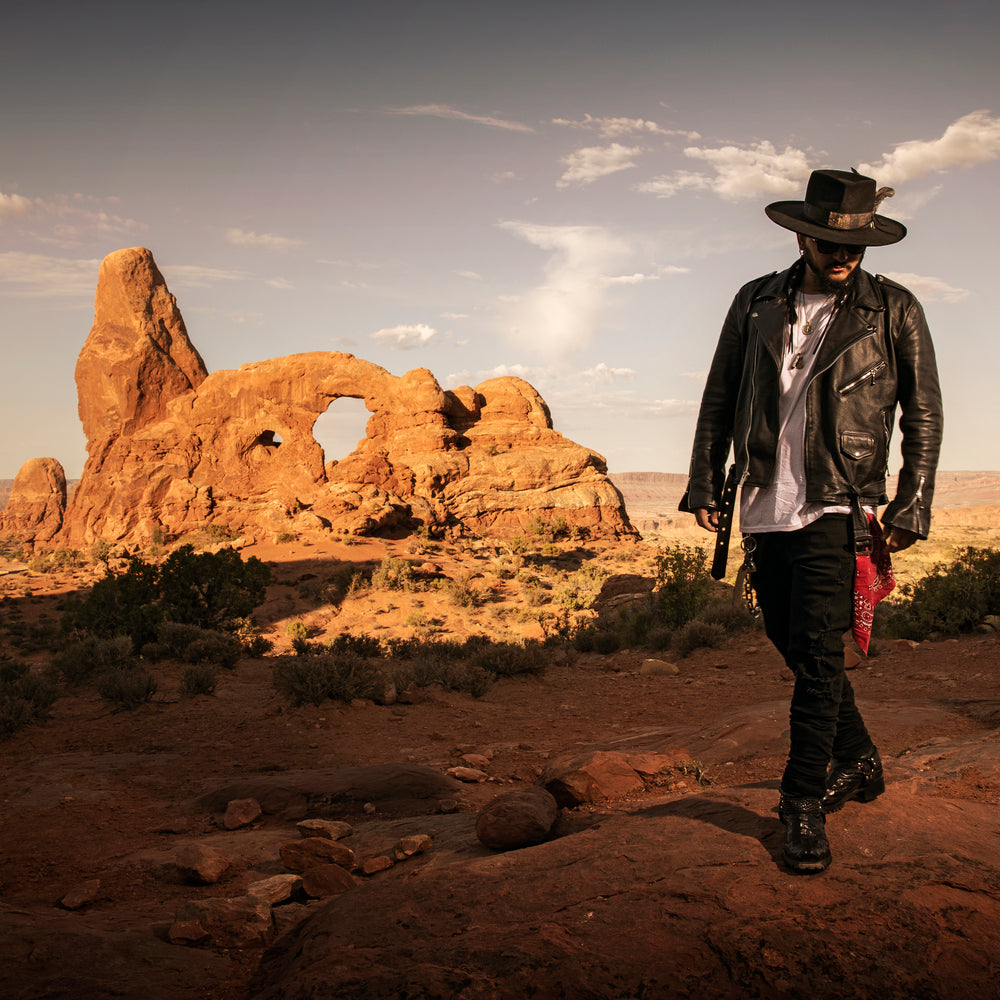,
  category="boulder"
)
[476,786,559,851]
[0,457,67,543]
